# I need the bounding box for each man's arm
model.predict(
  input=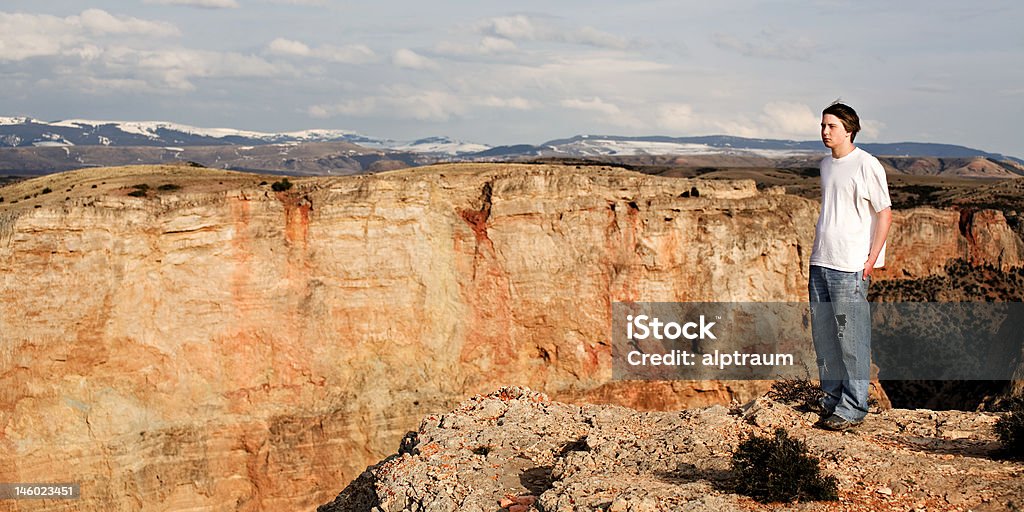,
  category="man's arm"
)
[863,207,893,279]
